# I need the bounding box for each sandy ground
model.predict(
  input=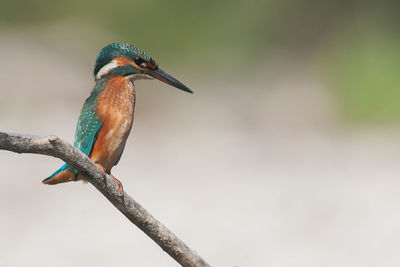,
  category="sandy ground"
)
[1,37,400,267]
